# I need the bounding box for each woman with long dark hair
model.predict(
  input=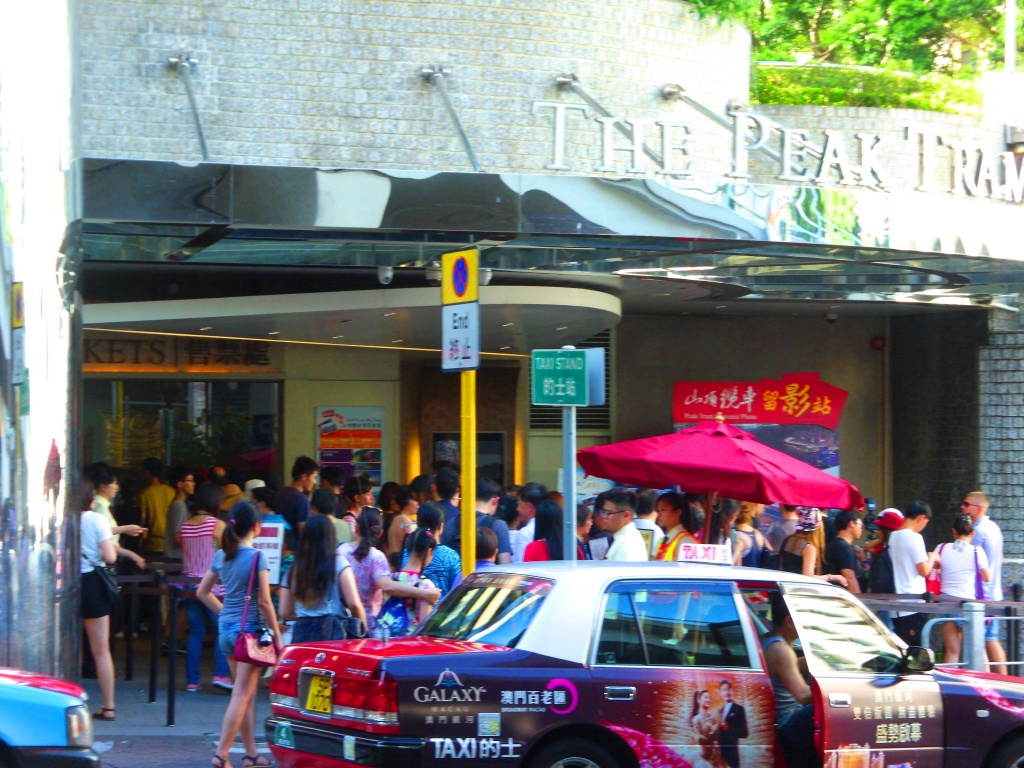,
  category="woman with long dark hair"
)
[198,501,281,768]
[339,507,440,631]
[523,500,565,561]
[80,479,118,721]
[279,514,366,641]
[401,502,462,596]
[377,527,438,635]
